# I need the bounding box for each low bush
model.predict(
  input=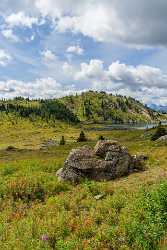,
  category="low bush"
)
[151,123,167,141]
